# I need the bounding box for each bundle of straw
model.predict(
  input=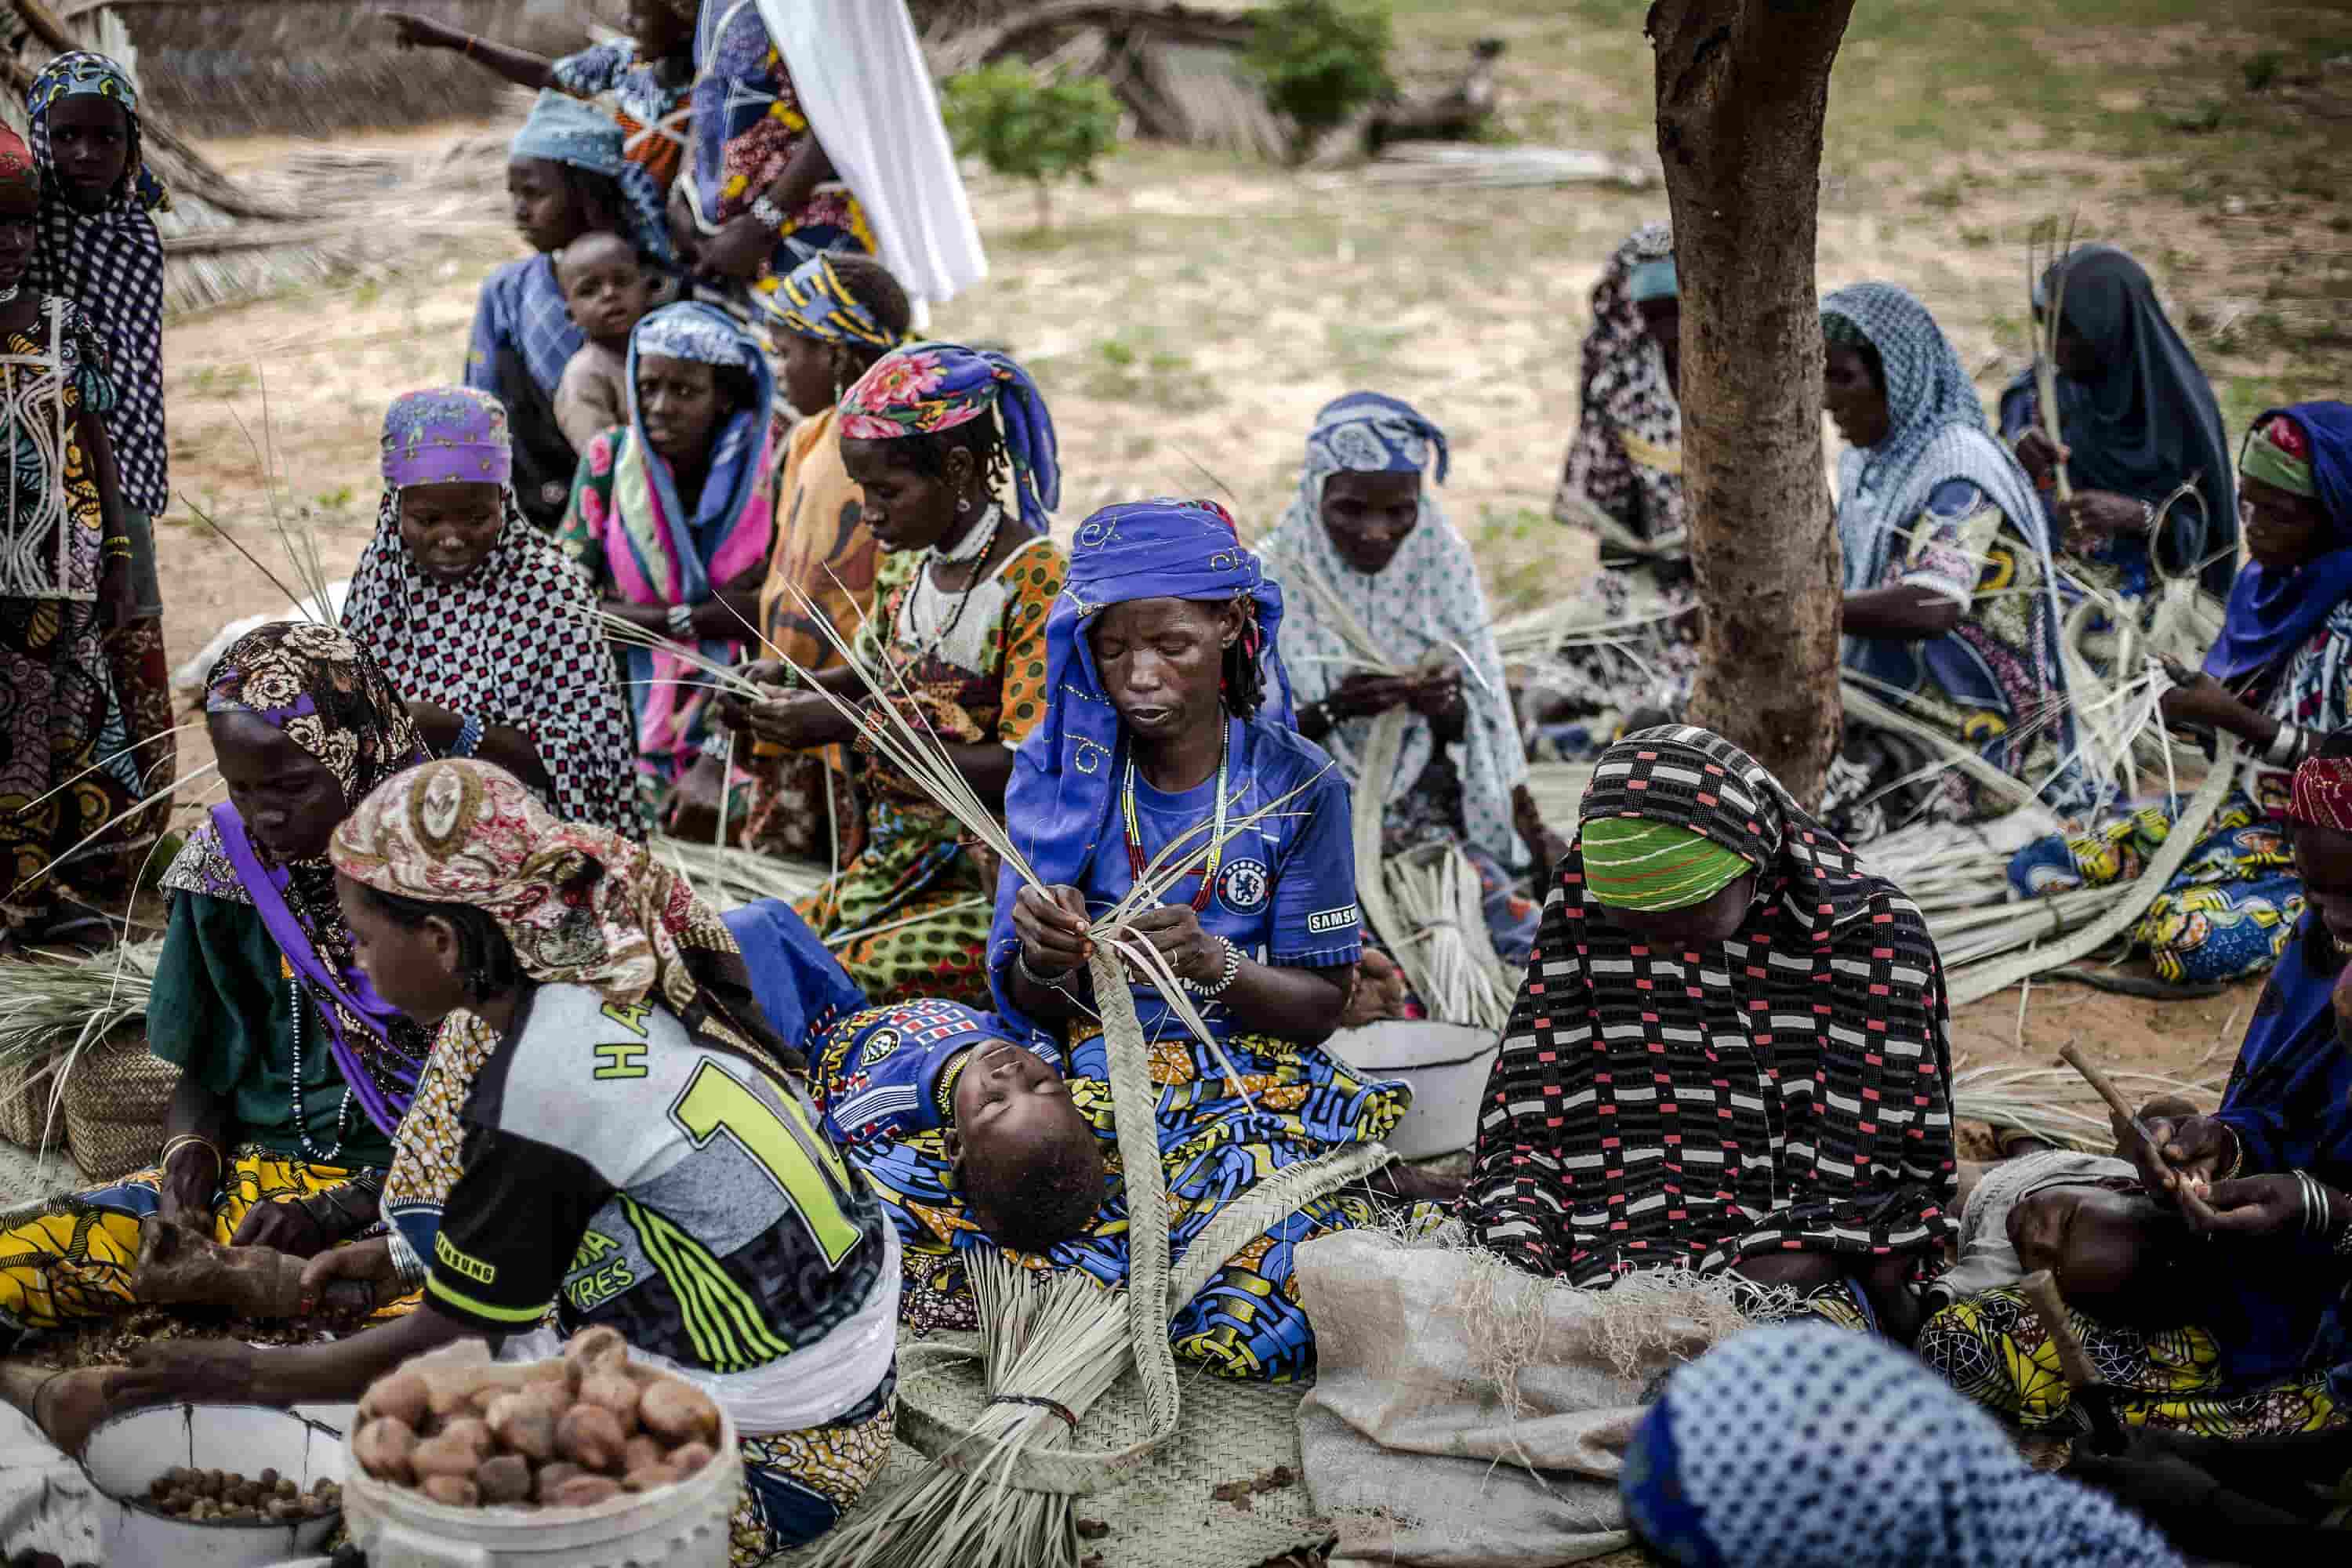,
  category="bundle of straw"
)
[1952,1063,2219,1151]
[0,940,164,1154]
